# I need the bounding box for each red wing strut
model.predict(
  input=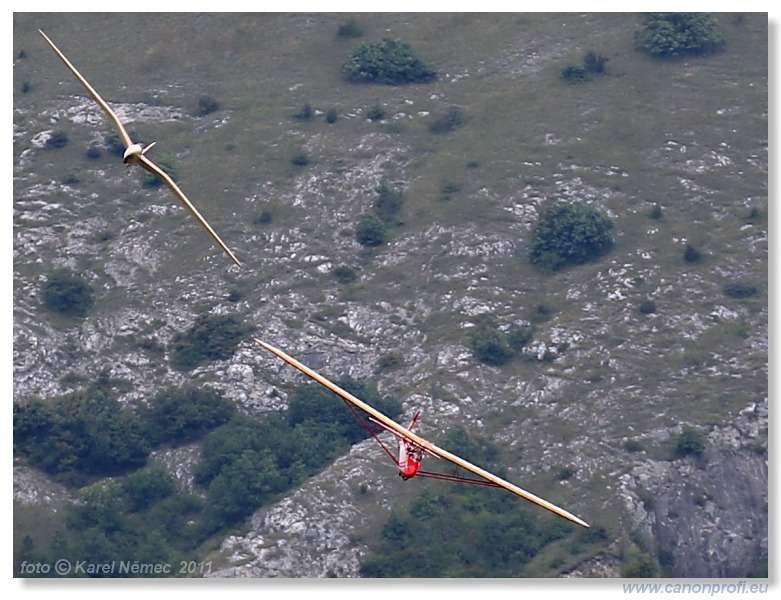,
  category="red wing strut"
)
[254,338,589,528]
